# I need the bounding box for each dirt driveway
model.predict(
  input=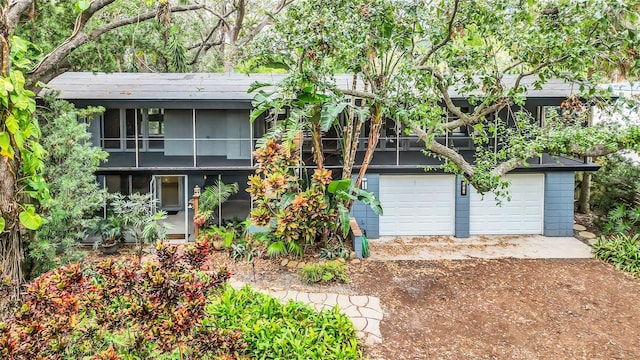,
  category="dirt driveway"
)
[350,258,640,360]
